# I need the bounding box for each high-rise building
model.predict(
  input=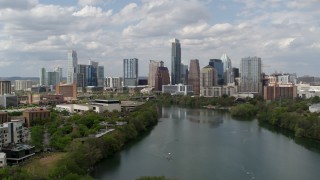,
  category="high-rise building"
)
[86,65,98,86]
[240,56,262,94]
[188,59,200,95]
[123,58,138,86]
[221,54,234,85]
[200,65,218,88]
[67,50,78,84]
[97,66,105,87]
[76,64,87,88]
[46,71,59,87]
[171,38,181,85]
[180,63,188,85]
[15,80,32,91]
[0,81,11,95]
[155,61,170,91]
[209,59,224,85]
[54,67,63,82]
[106,77,123,89]
[148,60,160,88]
[39,67,46,86]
